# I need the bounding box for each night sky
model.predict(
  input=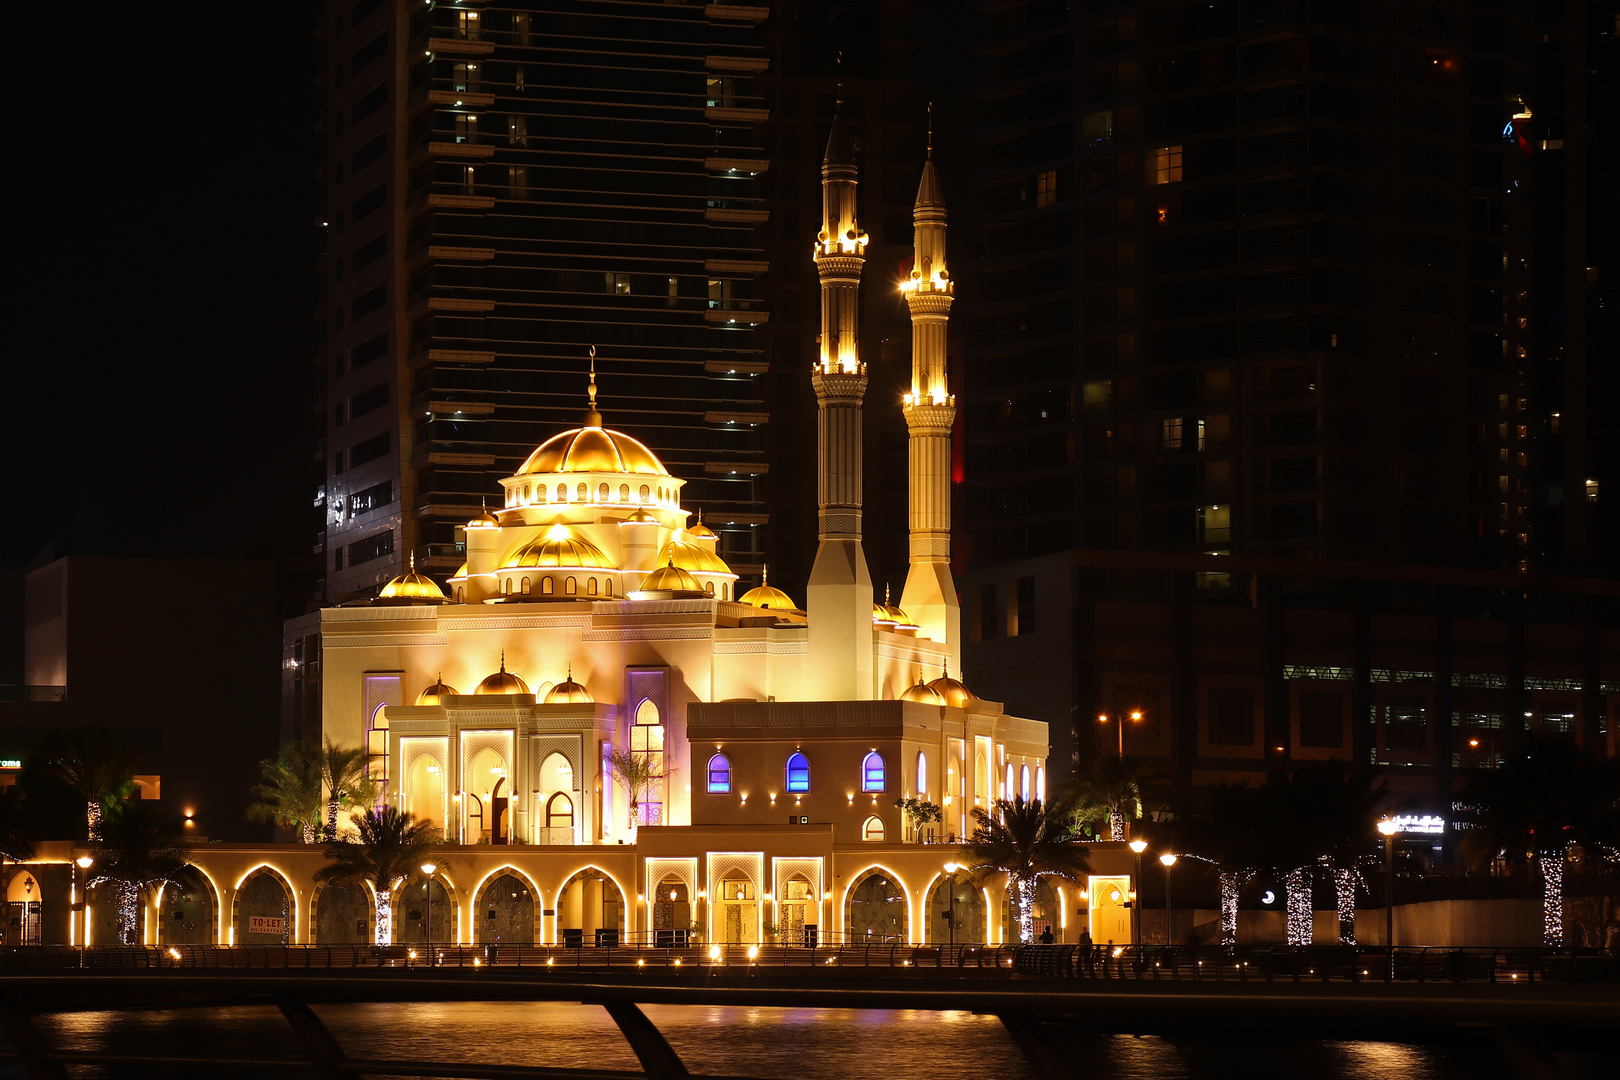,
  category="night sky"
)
[5,4,317,571]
